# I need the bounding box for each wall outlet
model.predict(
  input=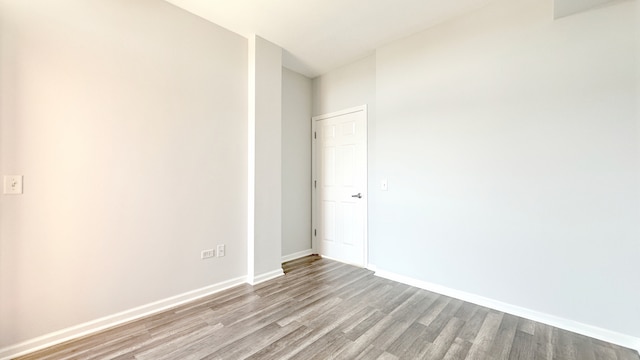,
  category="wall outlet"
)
[216,244,225,257]
[201,249,215,259]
